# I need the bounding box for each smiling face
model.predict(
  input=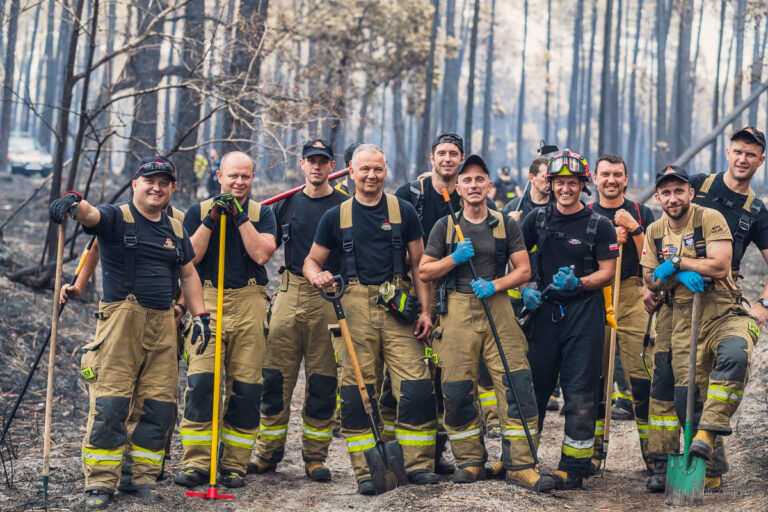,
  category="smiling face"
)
[552,175,582,208]
[300,154,335,186]
[217,153,254,201]
[350,148,387,196]
[457,165,491,206]
[726,139,766,183]
[655,178,694,220]
[595,160,628,200]
[430,143,464,179]
[132,174,176,212]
